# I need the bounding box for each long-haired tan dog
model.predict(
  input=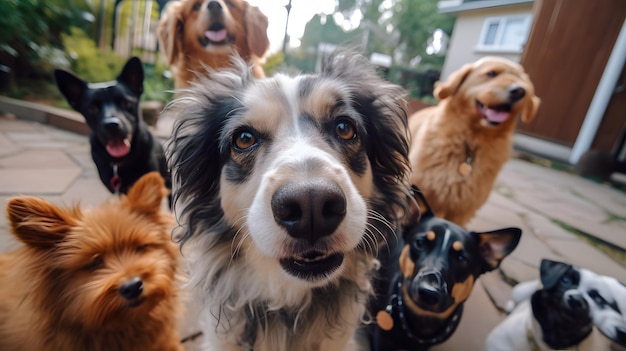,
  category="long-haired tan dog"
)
[158,0,269,89]
[408,57,540,226]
